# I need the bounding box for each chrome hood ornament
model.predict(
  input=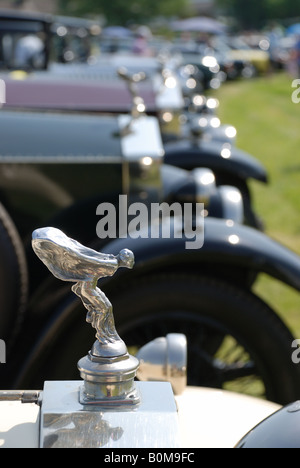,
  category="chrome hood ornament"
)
[32,227,139,405]
[117,67,147,137]
[117,67,147,120]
